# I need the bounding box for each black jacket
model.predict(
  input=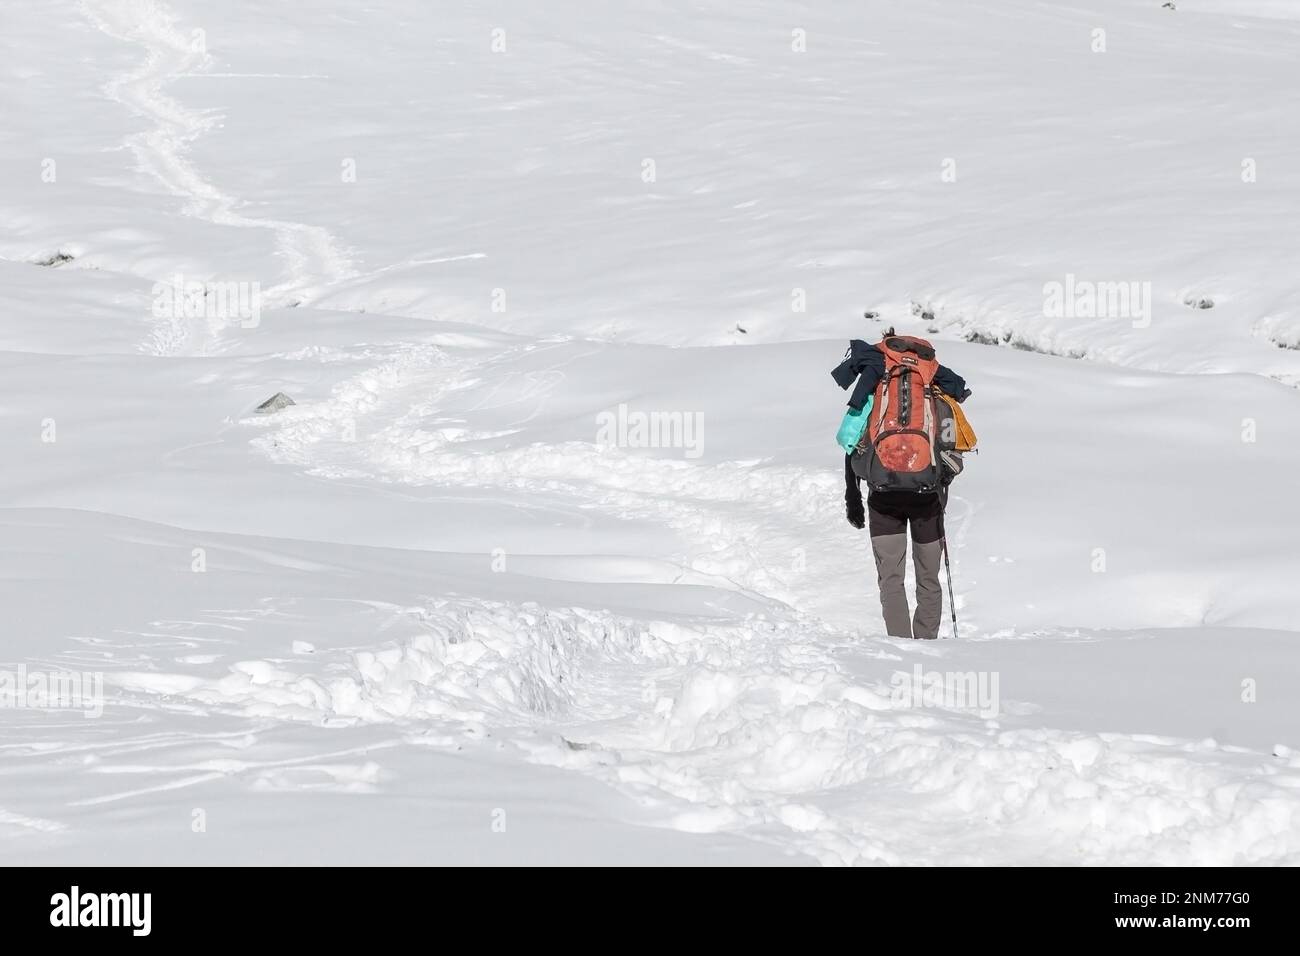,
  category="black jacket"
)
[831,339,970,410]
